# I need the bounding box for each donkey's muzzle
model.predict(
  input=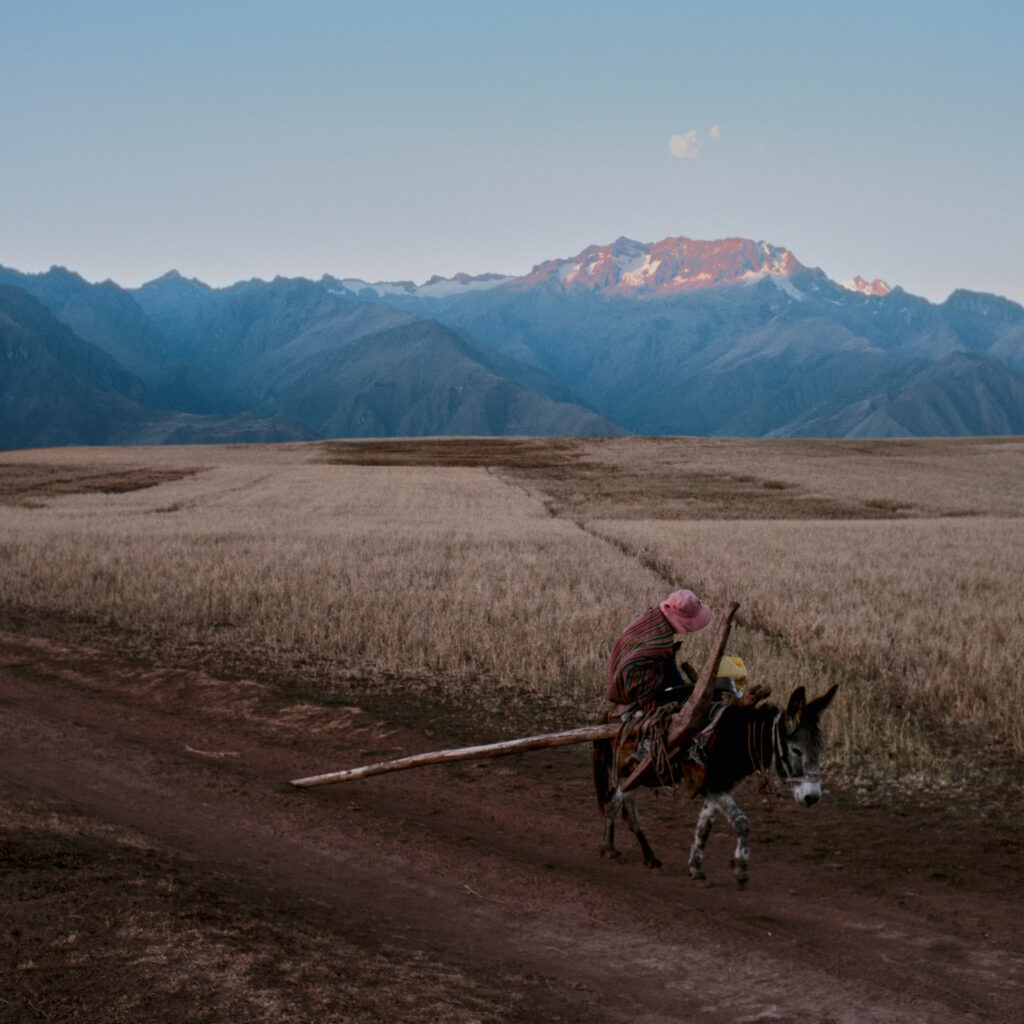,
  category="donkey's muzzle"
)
[792,780,821,807]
